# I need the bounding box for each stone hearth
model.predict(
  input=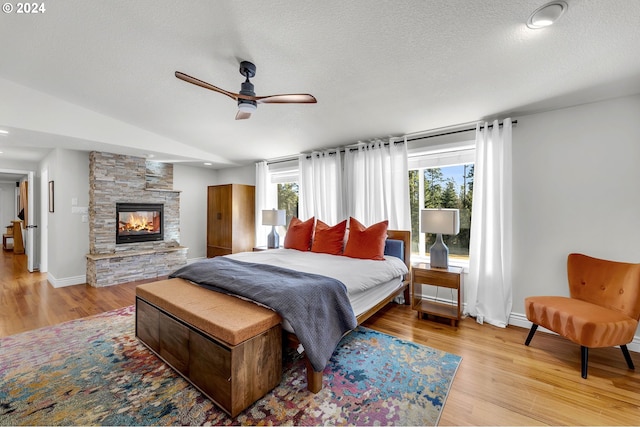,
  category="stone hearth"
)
[86,152,187,287]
